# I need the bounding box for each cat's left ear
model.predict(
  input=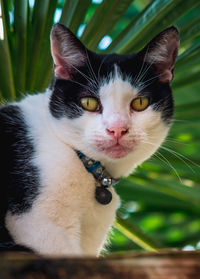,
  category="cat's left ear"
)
[139,26,180,83]
[50,23,87,80]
